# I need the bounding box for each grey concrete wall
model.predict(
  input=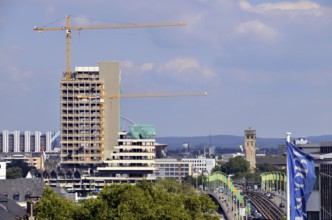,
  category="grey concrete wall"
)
[99,61,120,161]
